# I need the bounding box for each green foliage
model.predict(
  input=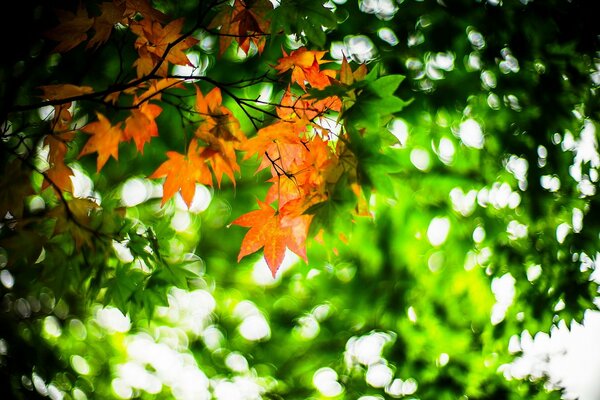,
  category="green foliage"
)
[270,0,338,47]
